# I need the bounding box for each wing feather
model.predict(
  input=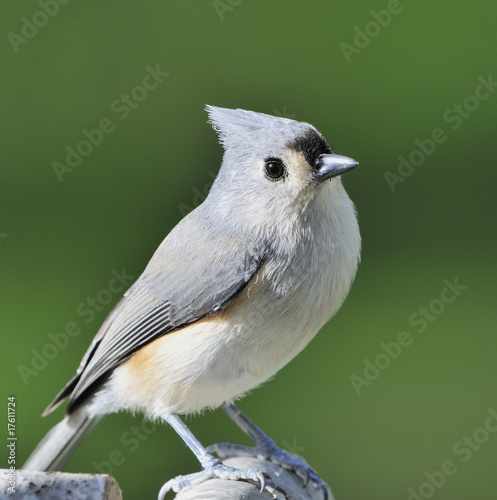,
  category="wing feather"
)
[44,215,267,415]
